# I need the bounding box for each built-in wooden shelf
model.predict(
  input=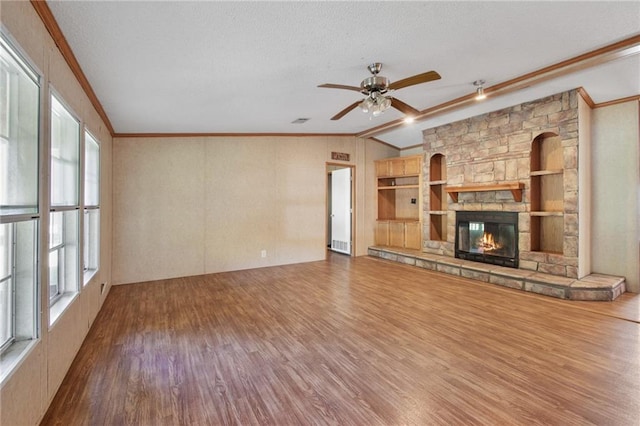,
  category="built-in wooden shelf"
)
[445,182,525,202]
[428,154,448,242]
[378,184,420,190]
[530,169,563,176]
[530,211,563,217]
[530,133,564,253]
[375,154,423,250]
